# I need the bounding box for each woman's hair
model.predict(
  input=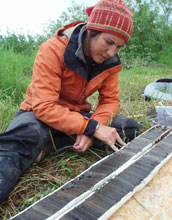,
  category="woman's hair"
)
[89,30,102,38]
